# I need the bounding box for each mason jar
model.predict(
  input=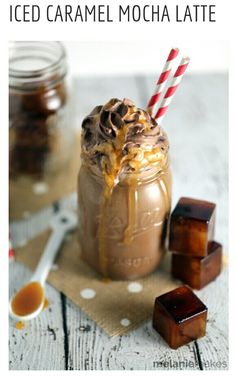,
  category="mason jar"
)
[9,41,74,178]
[78,162,172,280]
